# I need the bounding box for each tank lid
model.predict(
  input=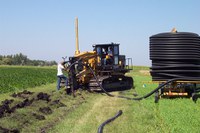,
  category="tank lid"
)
[150,32,200,38]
